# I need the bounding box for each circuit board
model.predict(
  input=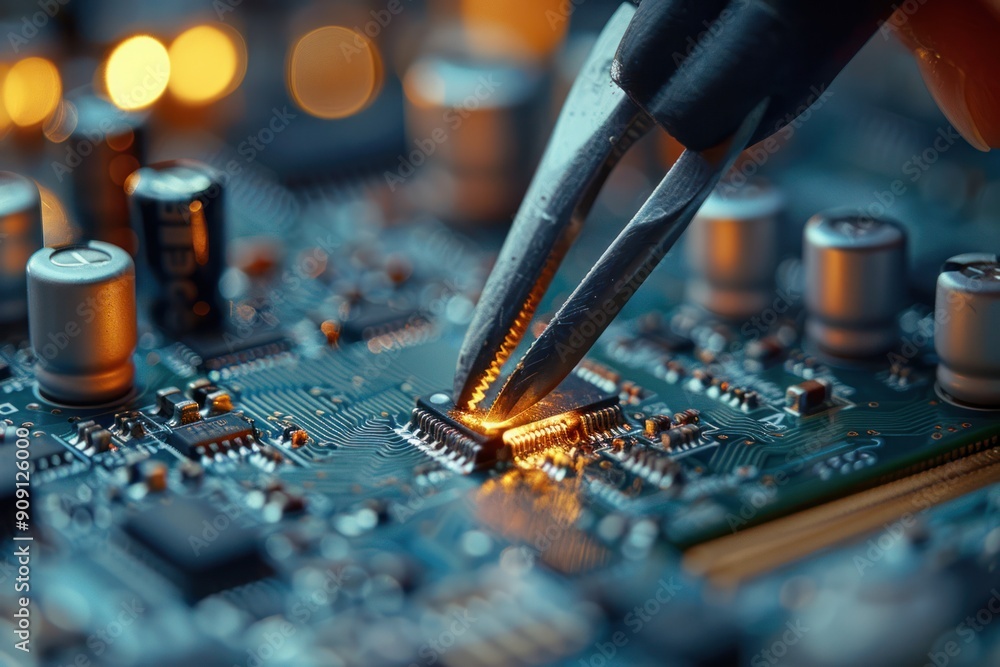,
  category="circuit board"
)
[3,163,1000,666]
[2,2,1000,665]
